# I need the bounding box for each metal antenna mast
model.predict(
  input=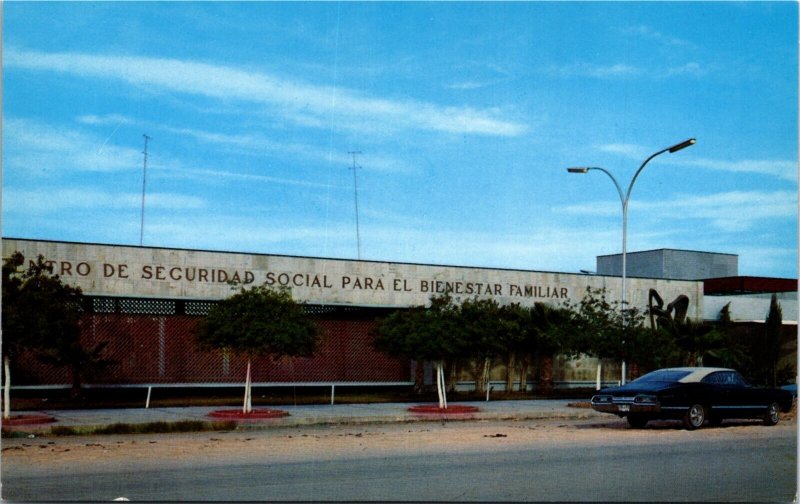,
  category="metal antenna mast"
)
[139,134,151,246]
[348,151,362,259]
